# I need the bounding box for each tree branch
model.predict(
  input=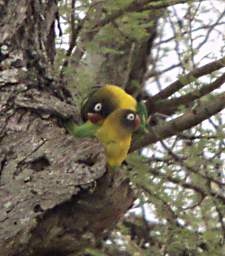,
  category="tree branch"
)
[150,73,225,115]
[145,168,225,204]
[131,92,225,150]
[150,56,225,101]
[154,22,225,47]
[94,0,196,29]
